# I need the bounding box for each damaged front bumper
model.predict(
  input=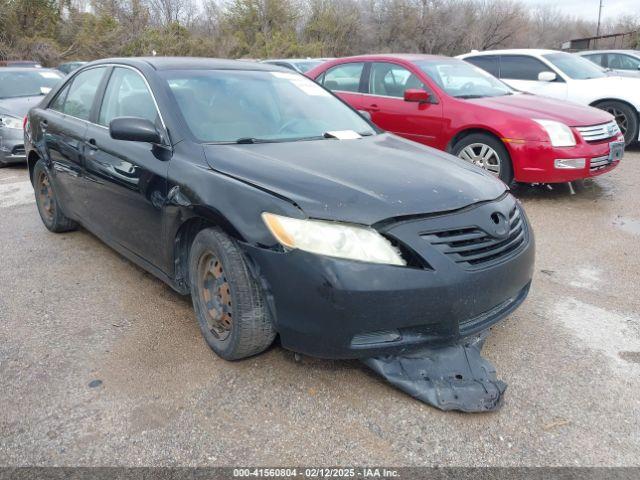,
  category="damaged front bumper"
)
[364,333,506,412]
[242,195,535,359]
